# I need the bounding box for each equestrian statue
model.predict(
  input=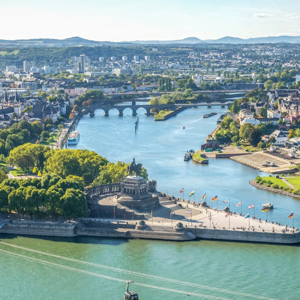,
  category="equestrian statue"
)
[127,158,142,177]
